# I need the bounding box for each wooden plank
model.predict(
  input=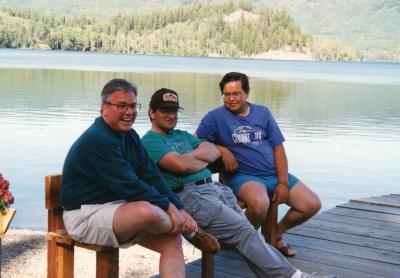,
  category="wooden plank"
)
[185,263,235,278]
[285,234,400,265]
[311,213,400,233]
[191,255,255,278]
[215,249,243,261]
[214,256,256,278]
[368,196,400,204]
[287,258,384,278]
[288,226,400,253]
[338,202,400,216]
[351,197,400,208]
[302,218,400,242]
[325,206,400,224]
[286,245,400,277]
